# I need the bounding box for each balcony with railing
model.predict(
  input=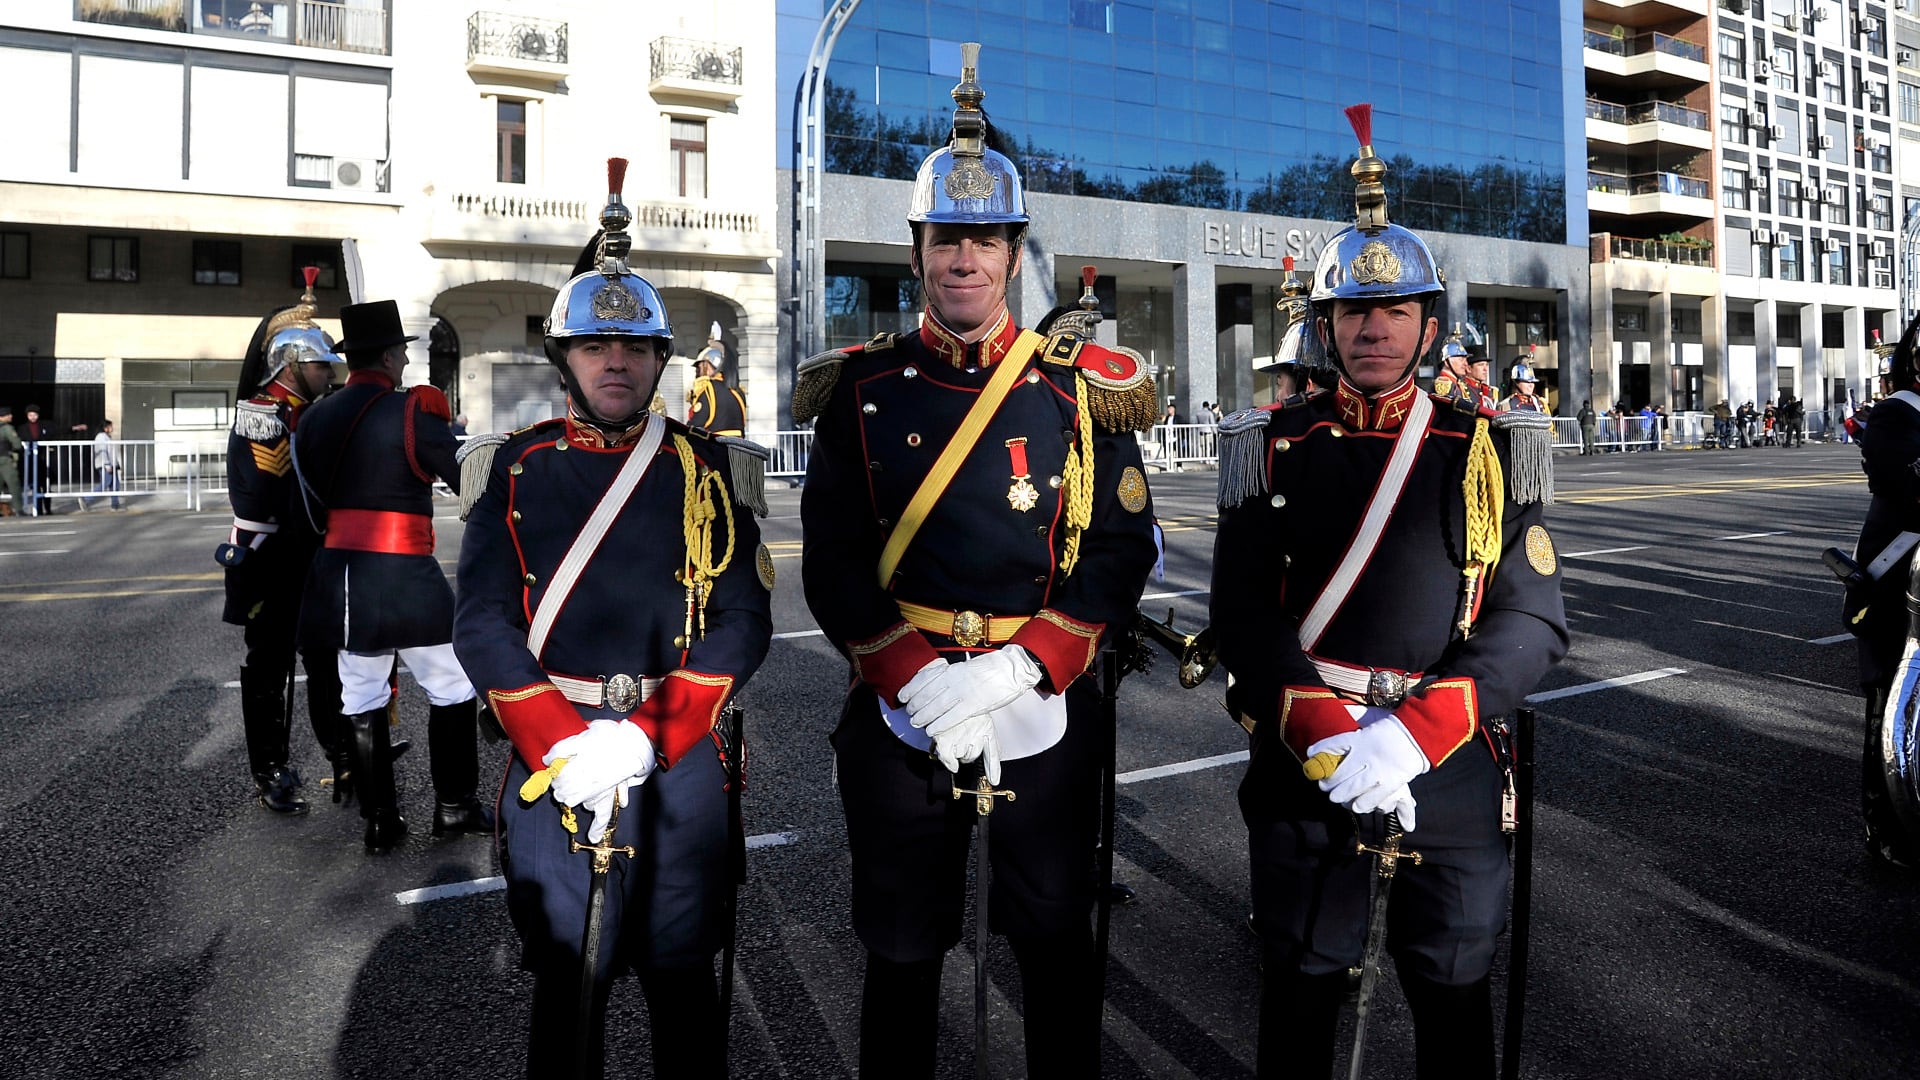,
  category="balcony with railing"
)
[76,1,389,55]
[1583,26,1710,86]
[649,36,745,103]
[1592,232,1716,268]
[431,188,774,260]
[1586,96,1712,150]
[465,11,568,80]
